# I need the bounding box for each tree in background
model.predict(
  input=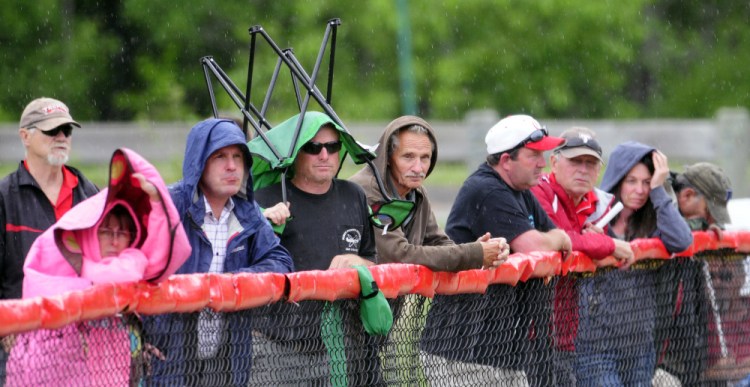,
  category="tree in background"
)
[0,0,747,122]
